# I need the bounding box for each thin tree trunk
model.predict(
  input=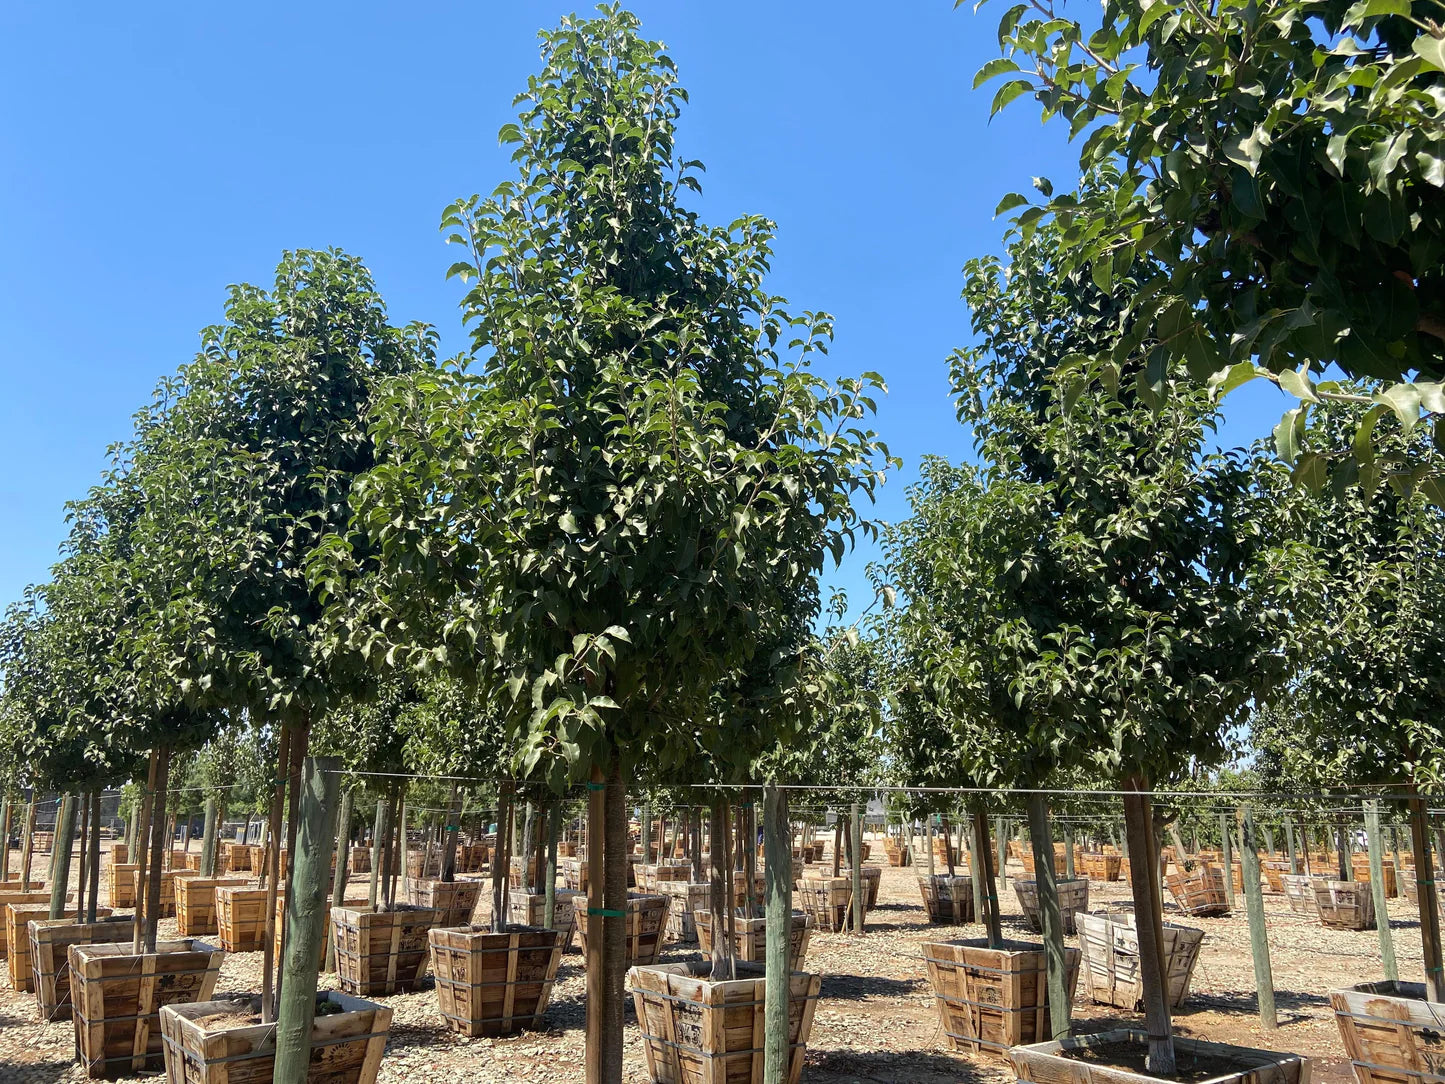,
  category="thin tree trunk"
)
[492,785,514,933]
[200,797,219,879]
[850,802,864,935]
[131,756,157,953]
[75,792,90,920]
[1364,800,1398,983]
[832,819,842,877]
[369,797,388,910]
[144,747,172,952]
[87,791,102,922]
[0,794,10,883]
[20,796,37,886]
[762,784,792,1083]
[601,762,628,1079]
[326,786,355,973]
[48,794,78,920]
[1026,793,1069,1040]
[440,784,460,884]
[261,722,293,1023]
[544,800,559,929]
[1123,781,1175,1074]
[973,806,1003,947]
[1239,805,1277,1029]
